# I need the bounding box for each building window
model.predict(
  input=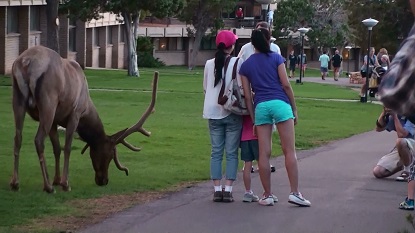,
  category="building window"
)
[94,28,99,46]
[30,6,40,31]
[69,18,76,52]
[7,7,19,34]
[200,37,216,50]
[120,27,125,42]
[157,38,168,51]
[155,38,185,51]
[107,27,113,45]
